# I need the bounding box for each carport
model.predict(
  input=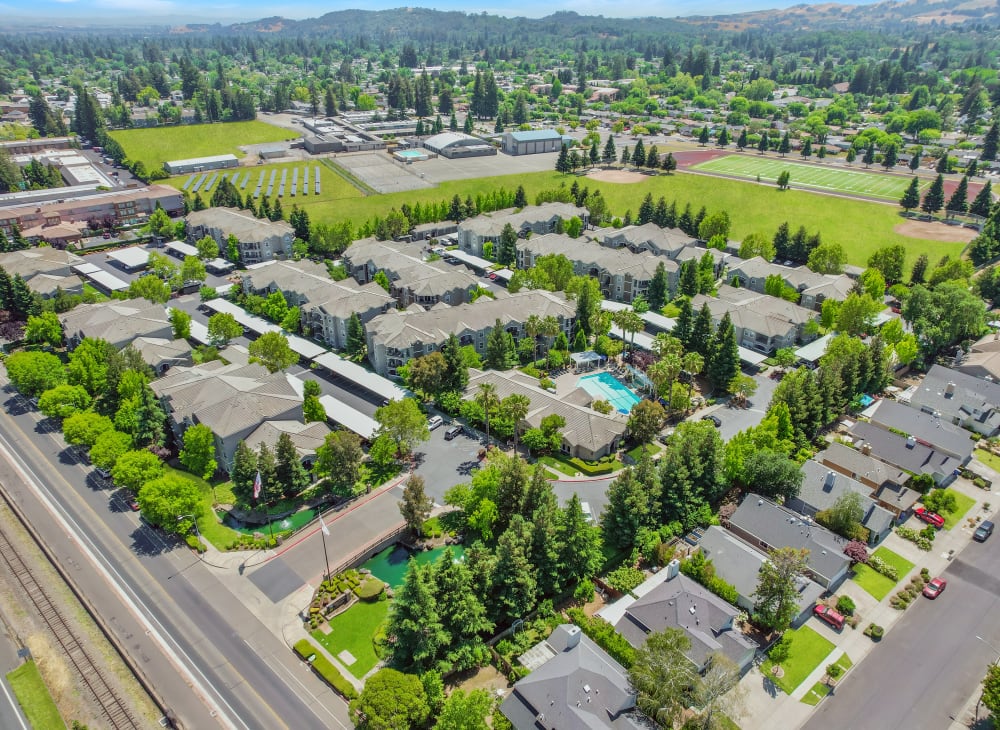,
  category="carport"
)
[107,247,150,272]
